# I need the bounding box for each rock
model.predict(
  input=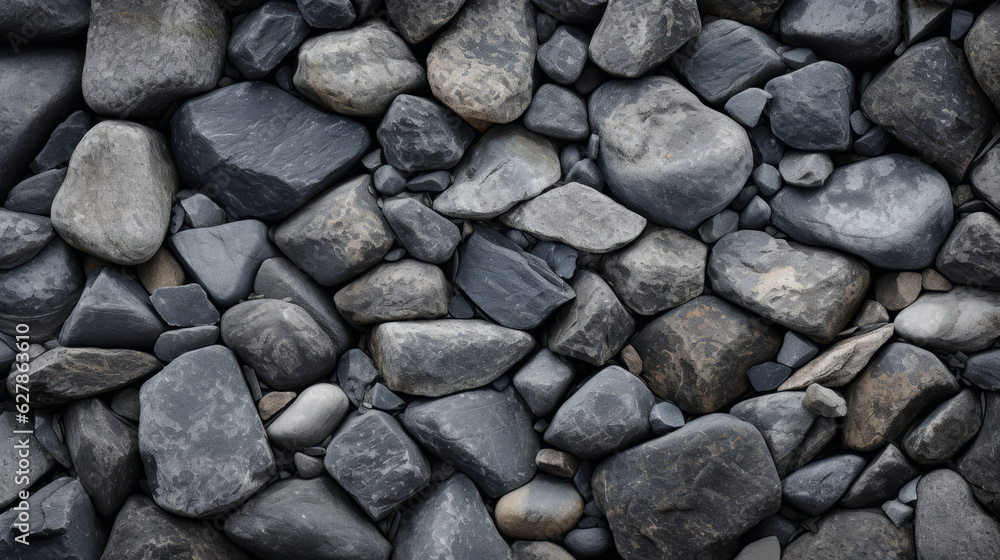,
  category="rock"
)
[777,331,819,368]
[427,0,536,126]
[855,299,891,327]
[843,342,960,451]
[221,299,336,391]
[179,193,226,228]
[102,495,251,560]
[4,168,67,216]
[547,270,634,366]
[295,452,326,478]
[697,0,784,27]
[385,0,466,43]
[274,175,394,286]
[137,247,185,294]
[139,346,274,517]
[676,20,785,105]
[764,61,854,151]
[30,110,90,174]
[803,384,847,417]
[957,393,1000,513]
[590,76,753,230]
[747,362,793,392]
[967,1,1000,116]
[228,1,309,79]
[83,0,226,116]
[297,0,354,28]
[730,392,818,476]
[0,48,83,200]
[334,260,450,325]
[294,21,424,118]
[545,366,656,459]
[876,272,924,311]
[51,121,178,266]
[739,196,771,230]
[936,212,1000,288]
[253,257,353,354]
[370,319,535,397]
[10,346,161,406]
[58,266,167,348]
[154,325,220,362]
[111,389,141,422]
[649,402,686,435]
[781,508,915,560]
[512,541,575,560]
[533,0,604,23]
[778,151,833,187]
[969,145,1000,208]
[171,82,370,221]
[0,478,105,560]
[407,171,451,192]
[725,88,772,128]
[64,397,140,516]
[225,477,391,560]
[266,383,349,450]
[257,391,295,422]
[593,414,782,560]
[915,469,1000,559]
[402,387,538,497]
[382,198,461,265]
[336,349,379,407]
[779,0,901,65]
[783,455,866,516]
[377,94,475,172]
[632,295,781,413]
[734,537,780,560]
[373,166,406,196]
[496,474,584,539]
[393,474,512,560]
[894,287,1000,352]
[841,444,918,508]
[0,209,53,269]
[0,412,54,510]
[589,0,700,78]
[523,84,590,141]
[512,349,575,416]
[324,410,431,520]
[899,476,921,505]
[563,527,613,556]
[537,26,589,85]
[150,284,219,327]
[531,242,578,280]
[904,0,948,44]
[861,37,994,182]
[903,388,981,464]
[434,126,560,219]
[709,230,870,343]
[965,348,1000,390]
[779,323,894,390]
[455,225,573,330]
[698,210,740,244]
[921,268,953,292]
[0,0,89,40]
[535,448,580,478]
